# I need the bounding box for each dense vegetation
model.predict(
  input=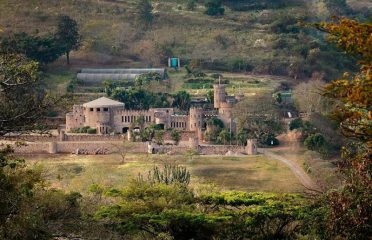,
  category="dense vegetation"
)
[0,0,369,80]
[0,0,371,238]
